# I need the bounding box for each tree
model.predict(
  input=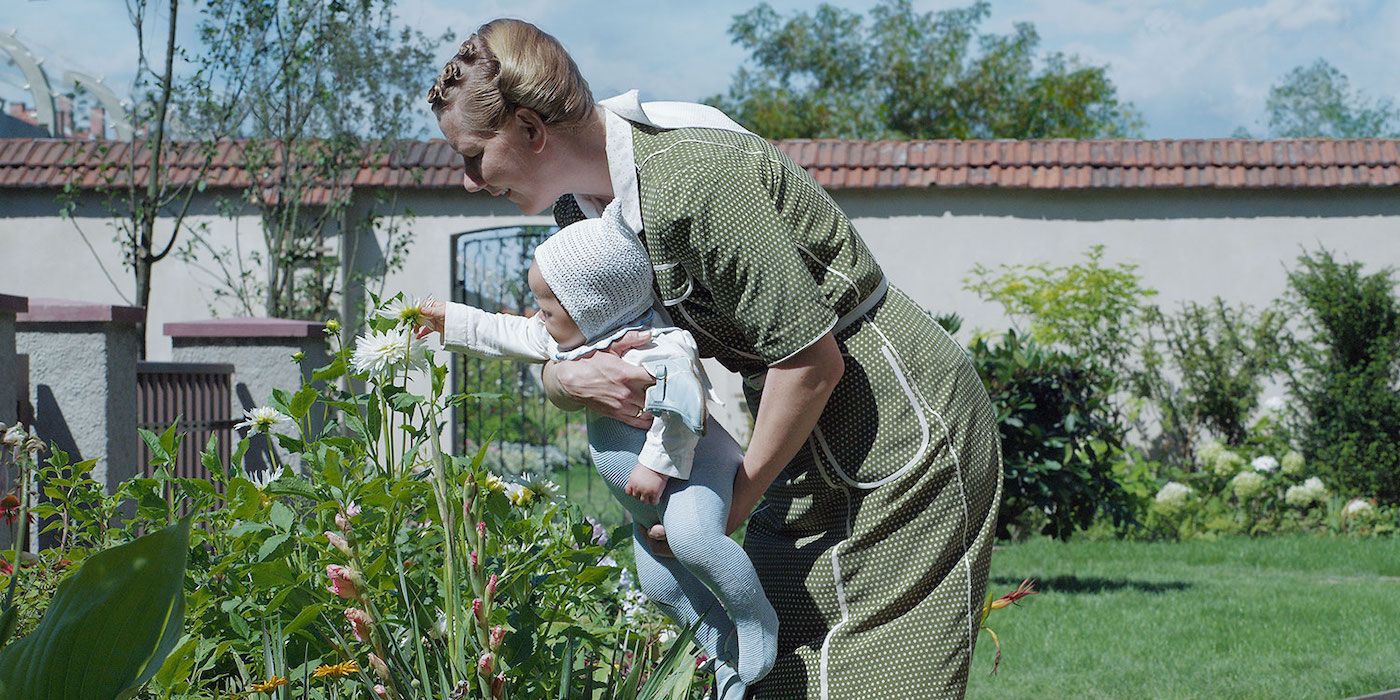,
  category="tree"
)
[707,0,1142,140]
[1263,59,1400,138]
[59,0,219,357]
[177,0,441,320]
